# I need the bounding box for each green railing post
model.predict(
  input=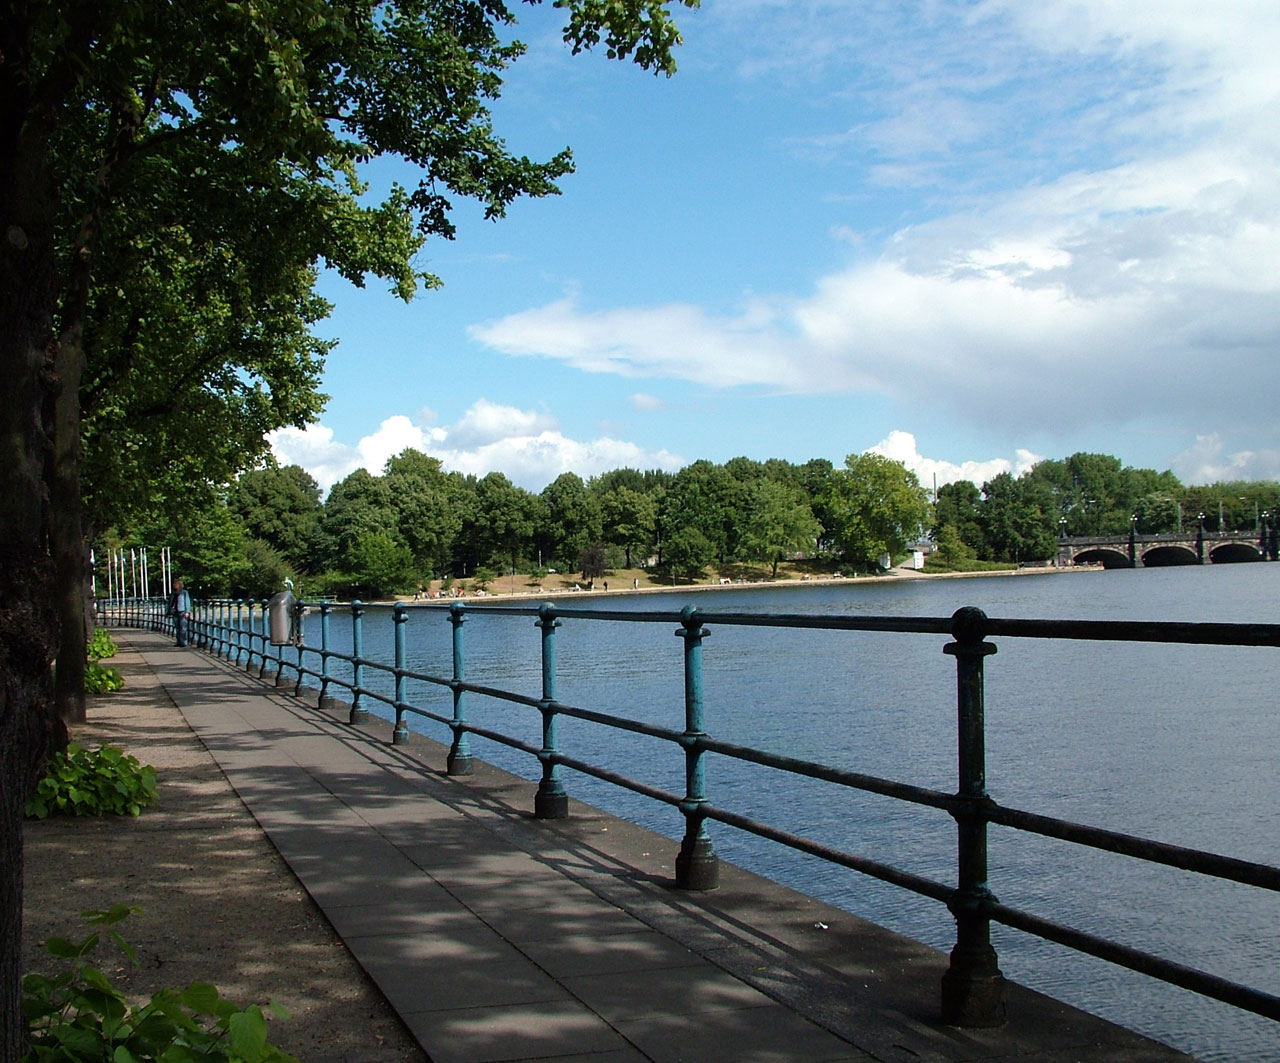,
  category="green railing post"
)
[239,599,250,666]
[257,599,270,677]
[941,606,1006,1027]
[318,602,337,711]
[534,604,568,818]
[675,605,719,890]
[350,601,367,723]
[393,604,410,744]
[274,634,288,687]
[447,603,473,775]
[292,599,306,696]
[249,600,262,673]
